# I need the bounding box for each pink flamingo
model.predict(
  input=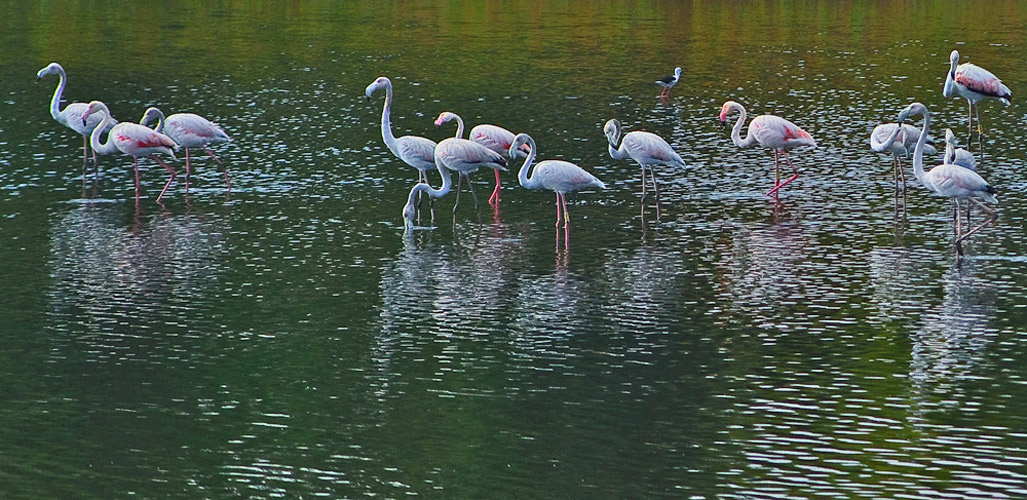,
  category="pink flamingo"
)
[898,102,998,256]
[603,118,685,220]
[432,116,508,214]
[434,111,529,205]
[719,100,817,199]
[141,107,231,190]
[36,62,118,171]
[81,101,179,202]
[943,50,1011,144]
[655,67,682,99]
[510,132,605,227]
